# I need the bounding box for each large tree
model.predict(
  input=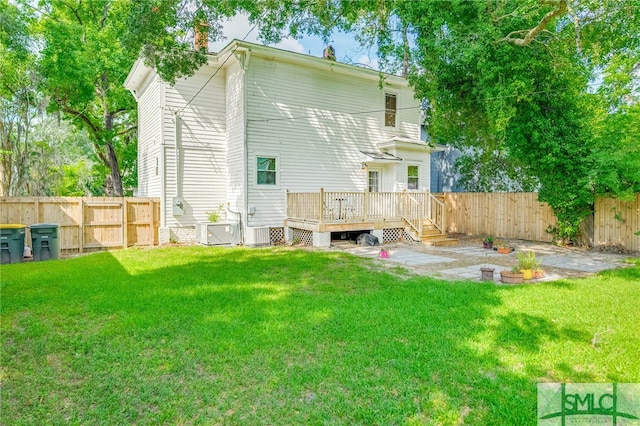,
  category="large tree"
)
[174,0,636,242]
[17,0,230,196]
[0,0,40,196]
